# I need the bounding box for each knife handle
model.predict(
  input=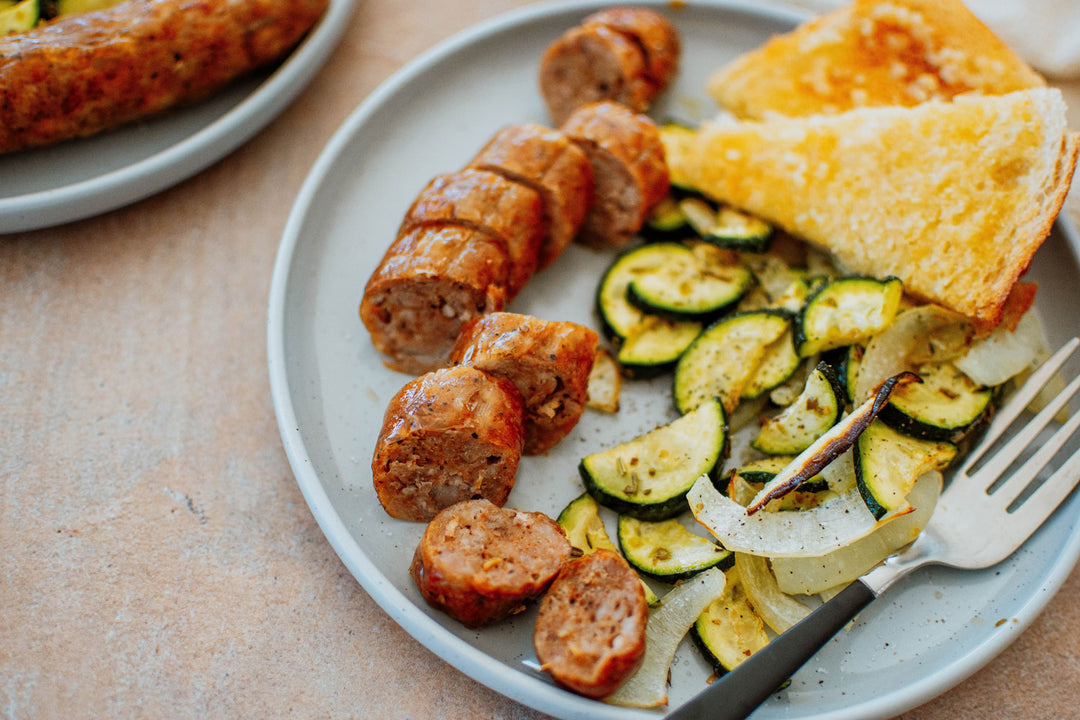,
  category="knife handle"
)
[666,579,875,720]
